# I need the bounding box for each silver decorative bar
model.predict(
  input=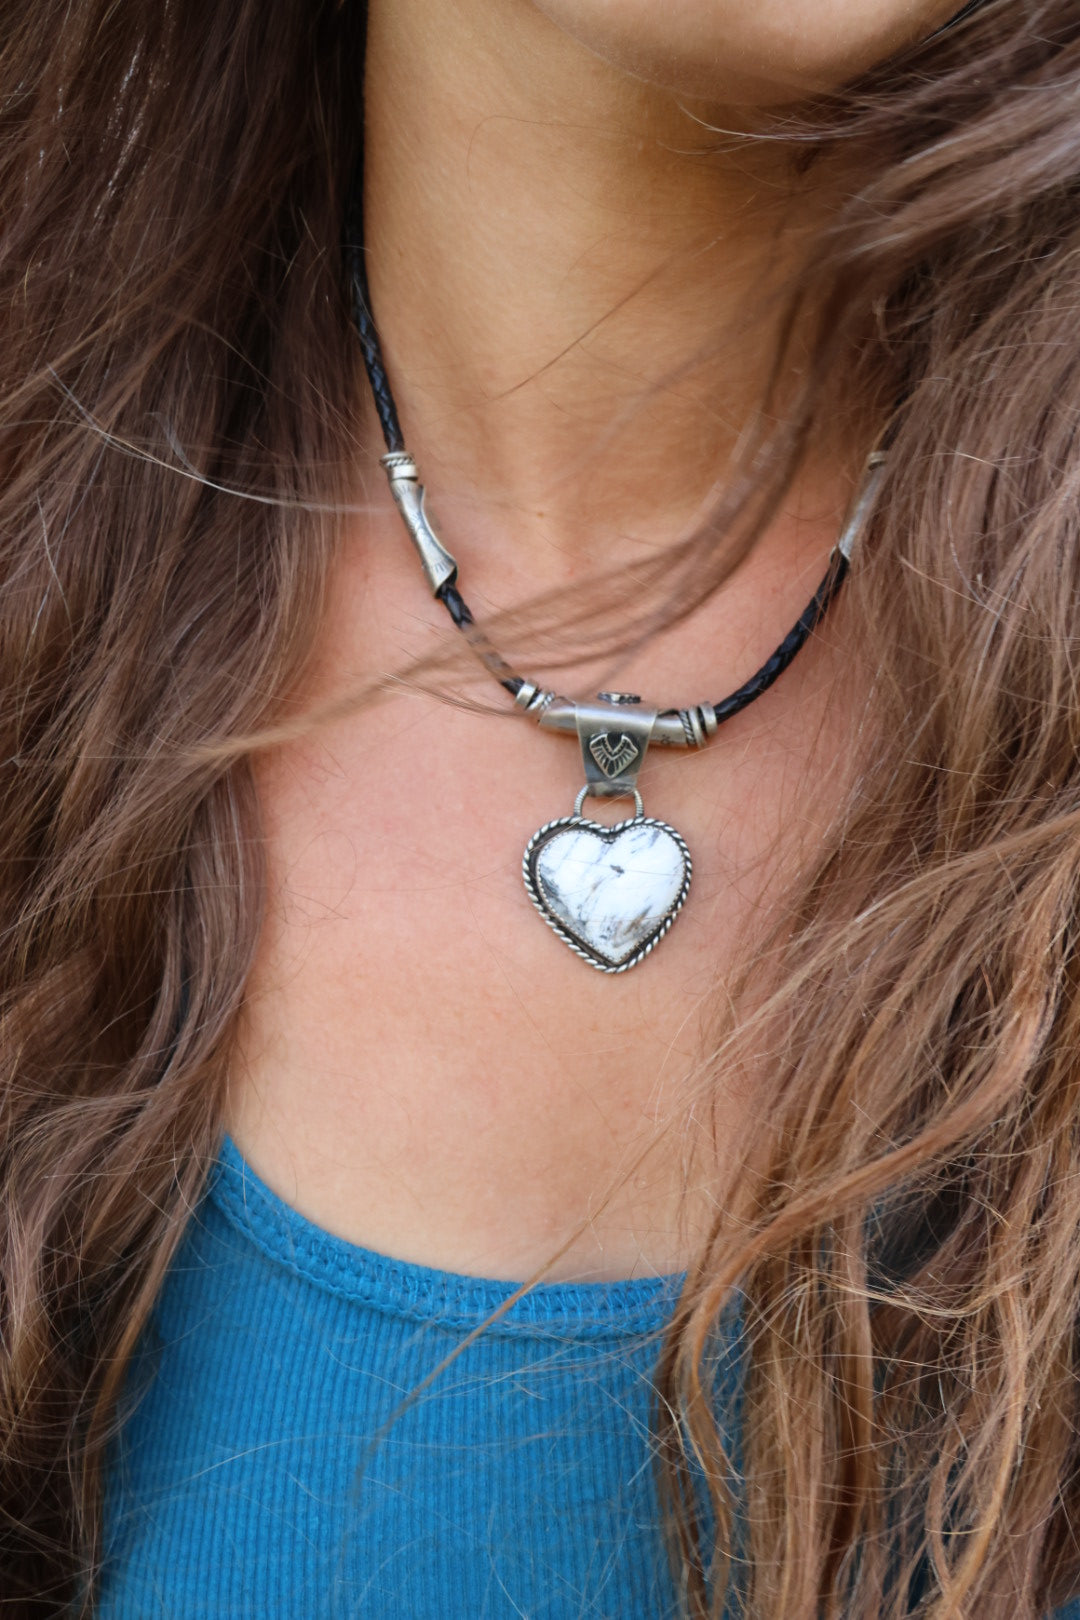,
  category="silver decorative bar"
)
[515,684,558,718]
[838,450,887,562]
[660,714,693,746]
[529,695,697,748]
[381,451,459,596]
[533,696,581,734]
[572,696,658,798]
